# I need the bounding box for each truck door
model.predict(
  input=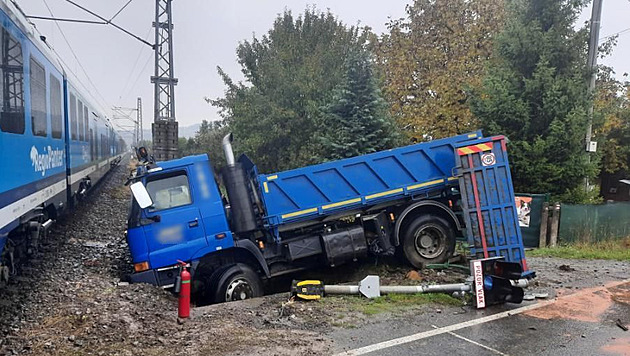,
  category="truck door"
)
[142,169,208,268]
